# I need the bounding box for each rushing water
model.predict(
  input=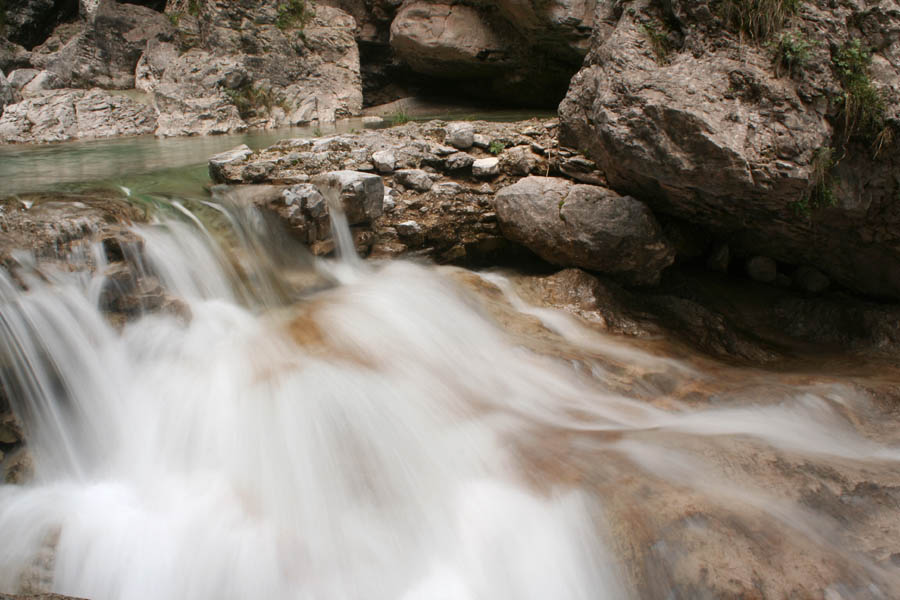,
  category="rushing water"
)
[1,133,900,599]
